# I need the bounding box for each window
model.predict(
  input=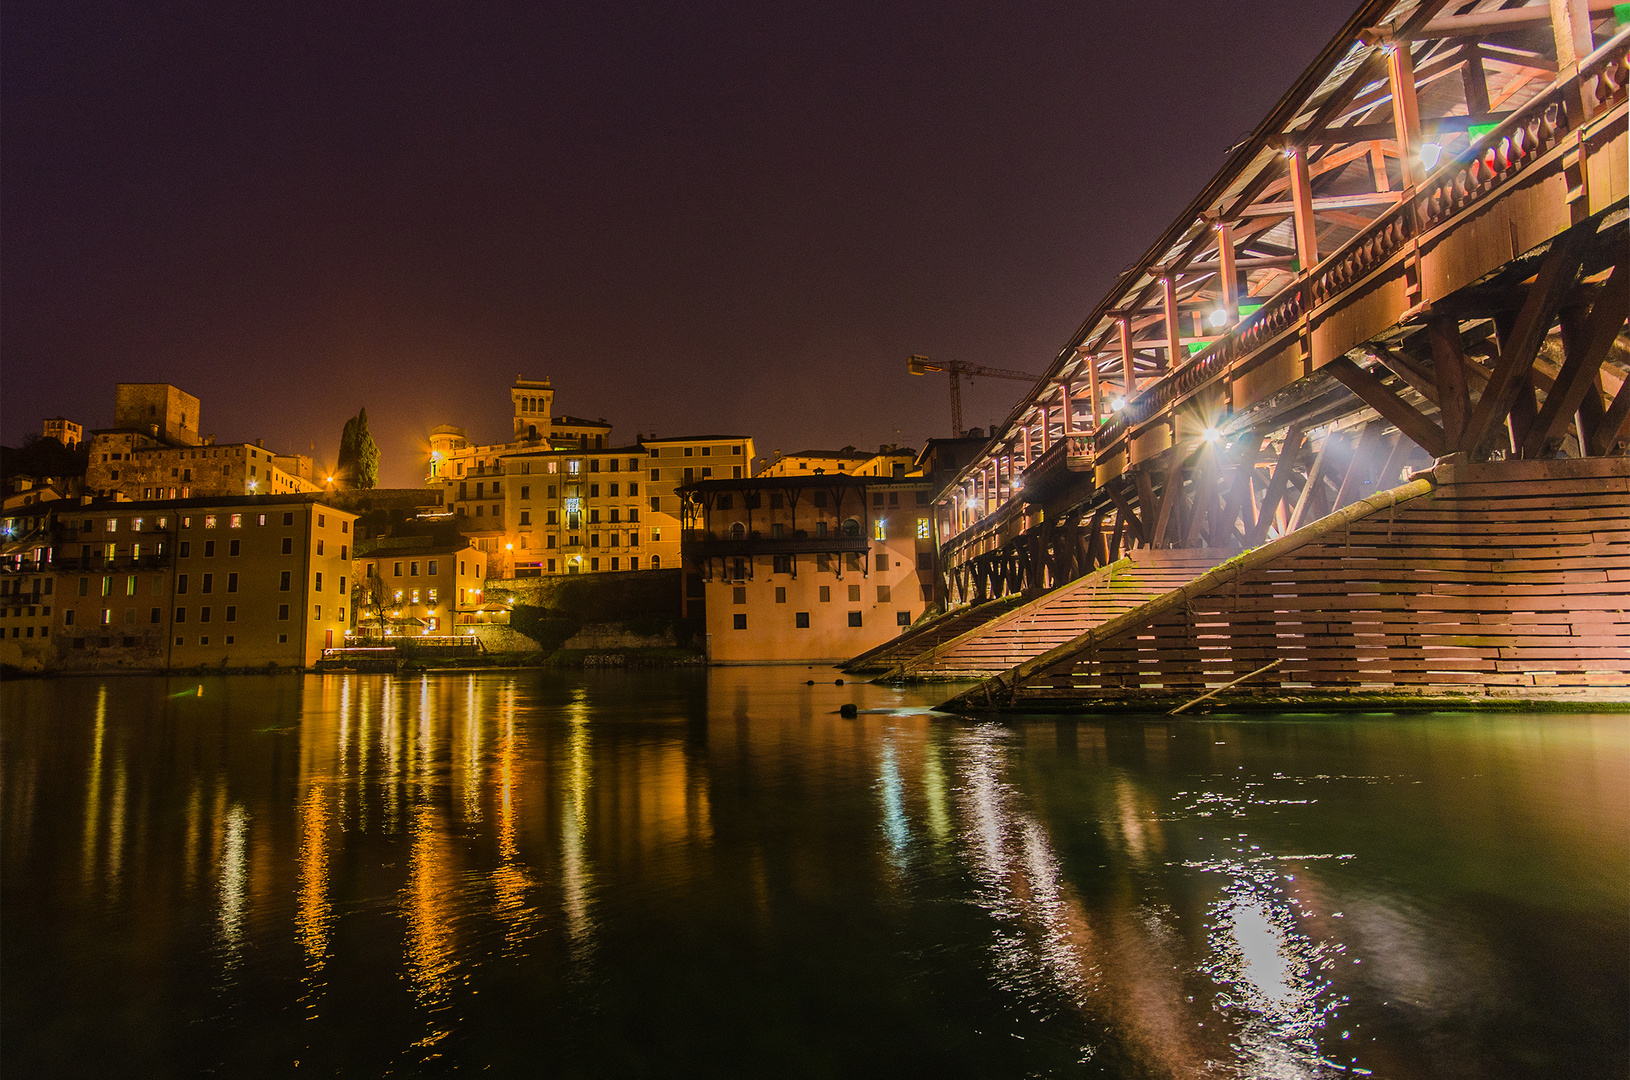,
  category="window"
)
[650,496,661,512]
[280,571,291,591]
[775,587,787,604]
[227,573,238,593]
[316,540,324,556]
[875,554,889,571]
[200,606,211,623]
[201,573,213,594]
[629,557,638,569]
[651,555,660,569]
[547,535,556,549]
[281,538,293,555]
[410,589,419,603]
[278,604,289,620]
[521,486,530,499]
[394,562,403,577]
[106,518,118,533]
[229,539,240,556]
[79,577,89,596]
[917,518,930,539]
[283,512,295,526]
[590,558,599,571]
[177,574,189,595]
[175,607,186,623]
[341,520,349,533]
[203,540,214,557]
[226,606,236,622]
[819,585,831,602]
[315,572,323,592]
[732,613,747,630]
[410,562,419,576]
[877,585,891,602]
[318,514,326,527]
[230,513,243,528]
[150,608,160,624]
[427,588,437,603]
[848,584,861,602]
[204,515,217,529]
[718,495,733,511]
[314,605,321,620]
[340,546,347,559]
[847,611,862,627]
[732,586,747,604]
[65,610,75,626]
